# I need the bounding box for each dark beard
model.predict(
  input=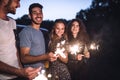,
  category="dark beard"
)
[8,10,16,14]
[31,19,42,25]
[5,0,15,14]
